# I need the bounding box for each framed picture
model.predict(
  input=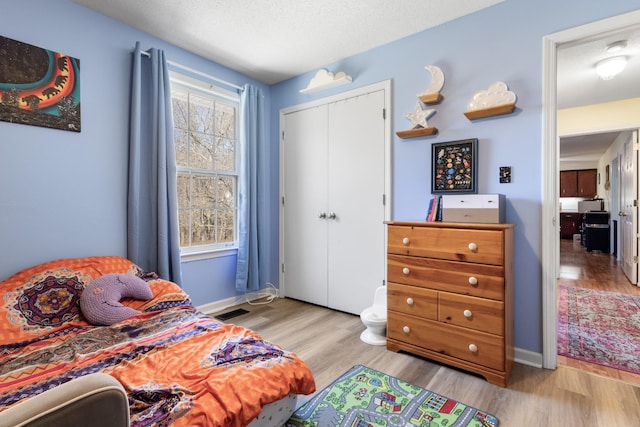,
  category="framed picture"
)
[431,138,478,194]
